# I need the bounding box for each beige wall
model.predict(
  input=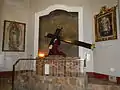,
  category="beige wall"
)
[0,0,4,54]
[91,0,120,76]
[30,0,93,13]
[0,0,33,71]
